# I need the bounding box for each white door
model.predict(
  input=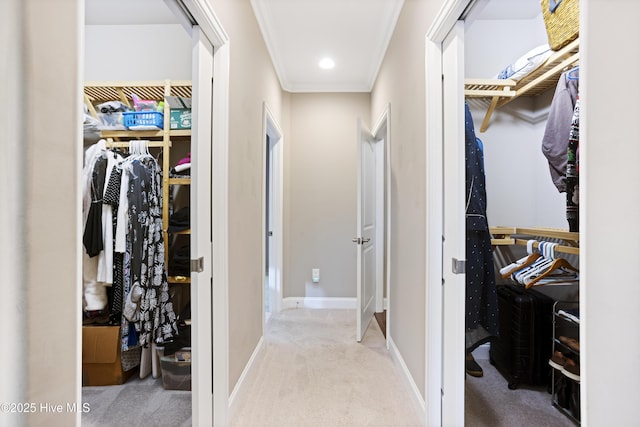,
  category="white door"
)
[190,25,214,426]
[441,20,467,427]
[355,119,377,342]
[263,104,283,323]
